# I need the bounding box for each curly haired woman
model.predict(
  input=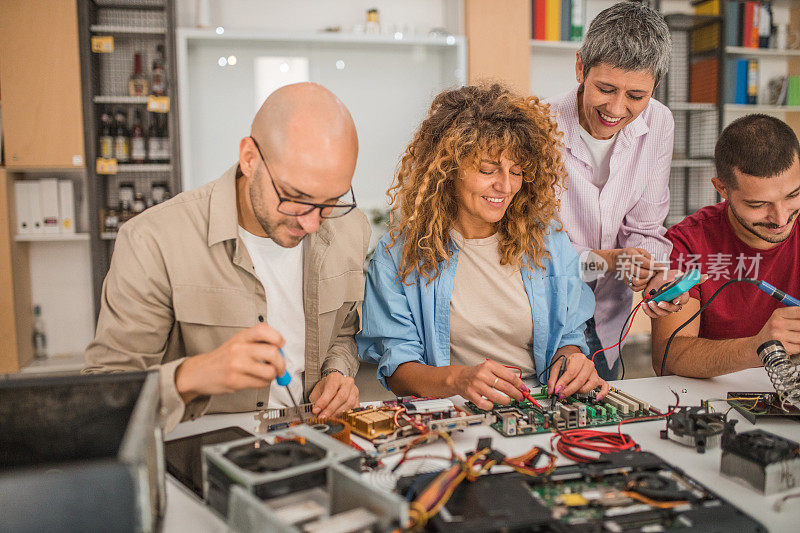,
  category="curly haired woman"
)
[357,84,608,409]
